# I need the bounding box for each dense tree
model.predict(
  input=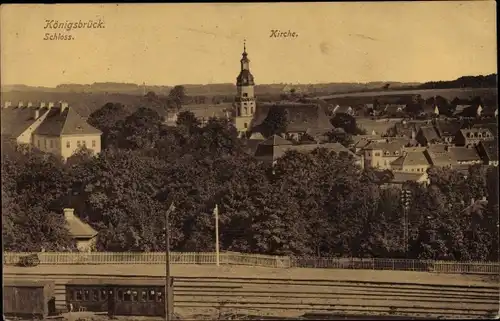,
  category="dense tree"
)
[168,85,187,110]
[330,113,366,135]
[259,108,290,138]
